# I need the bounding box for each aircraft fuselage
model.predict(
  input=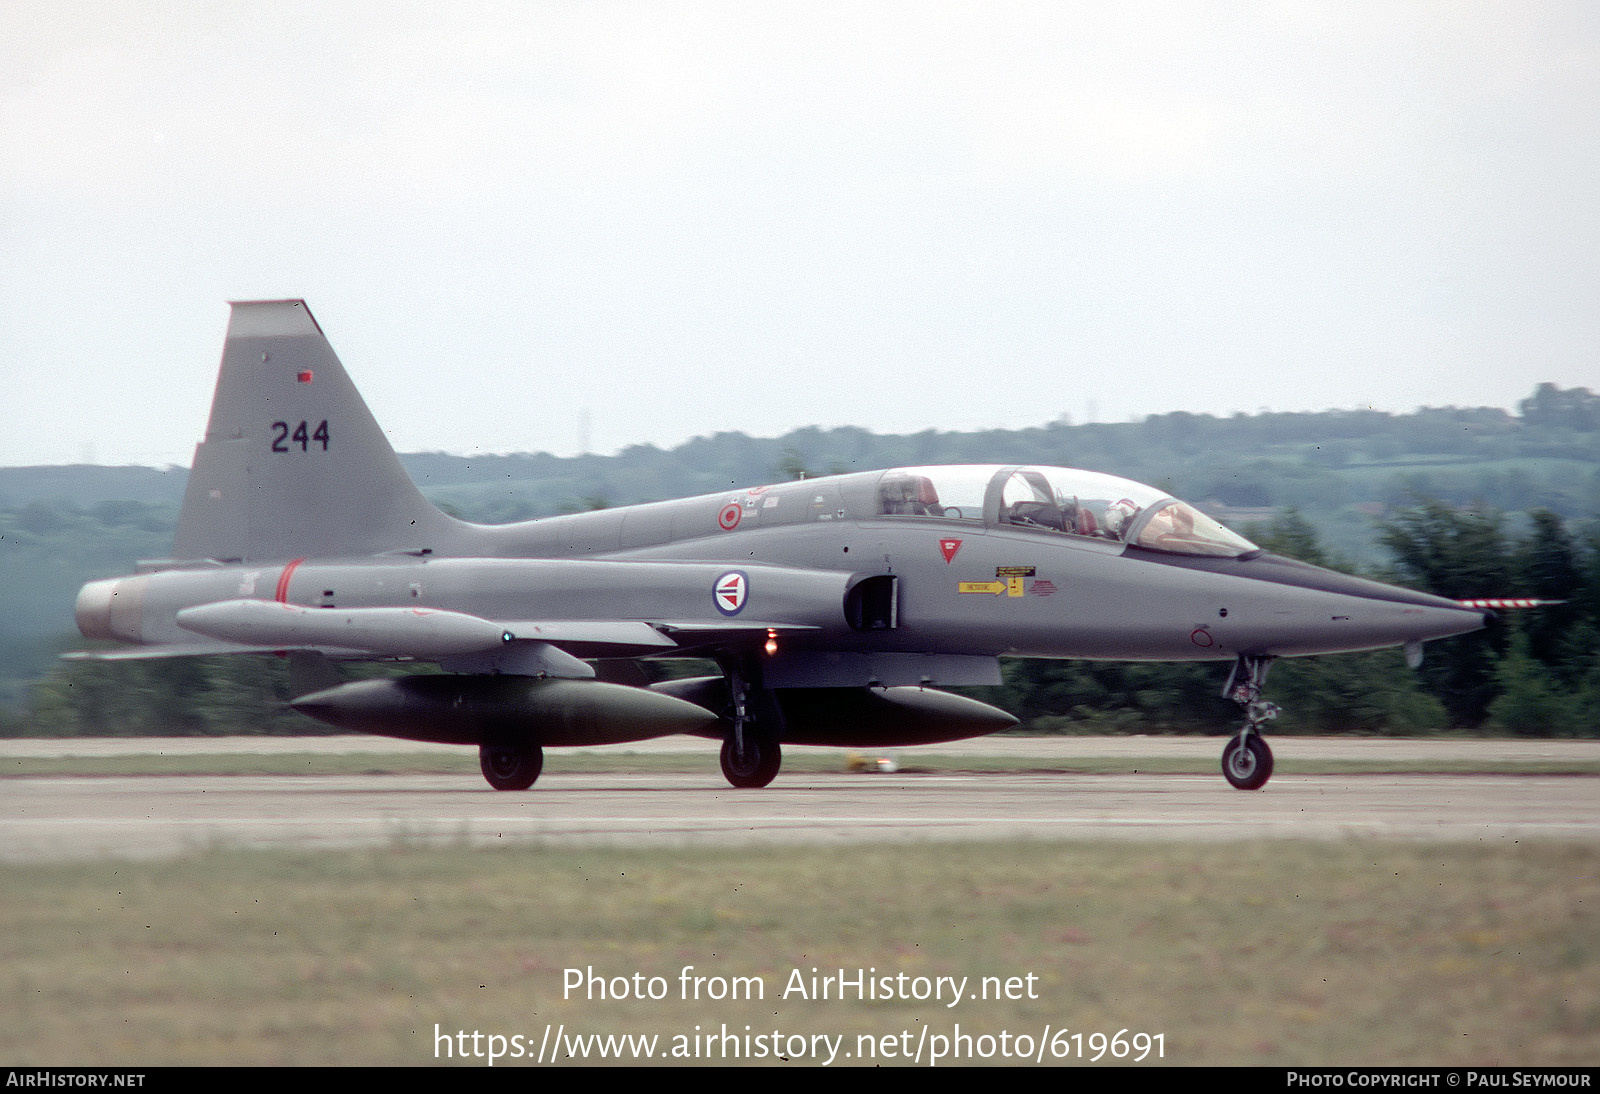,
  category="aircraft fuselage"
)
[80,468,1487,690]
